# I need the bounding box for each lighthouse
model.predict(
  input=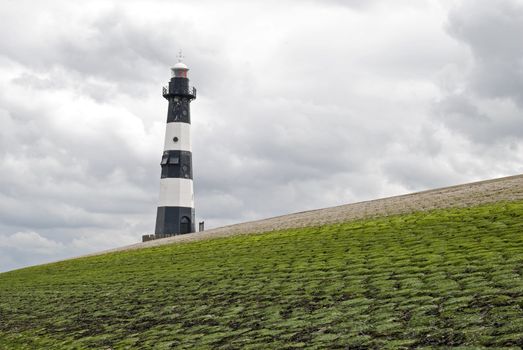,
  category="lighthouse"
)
[154,57,196,236]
